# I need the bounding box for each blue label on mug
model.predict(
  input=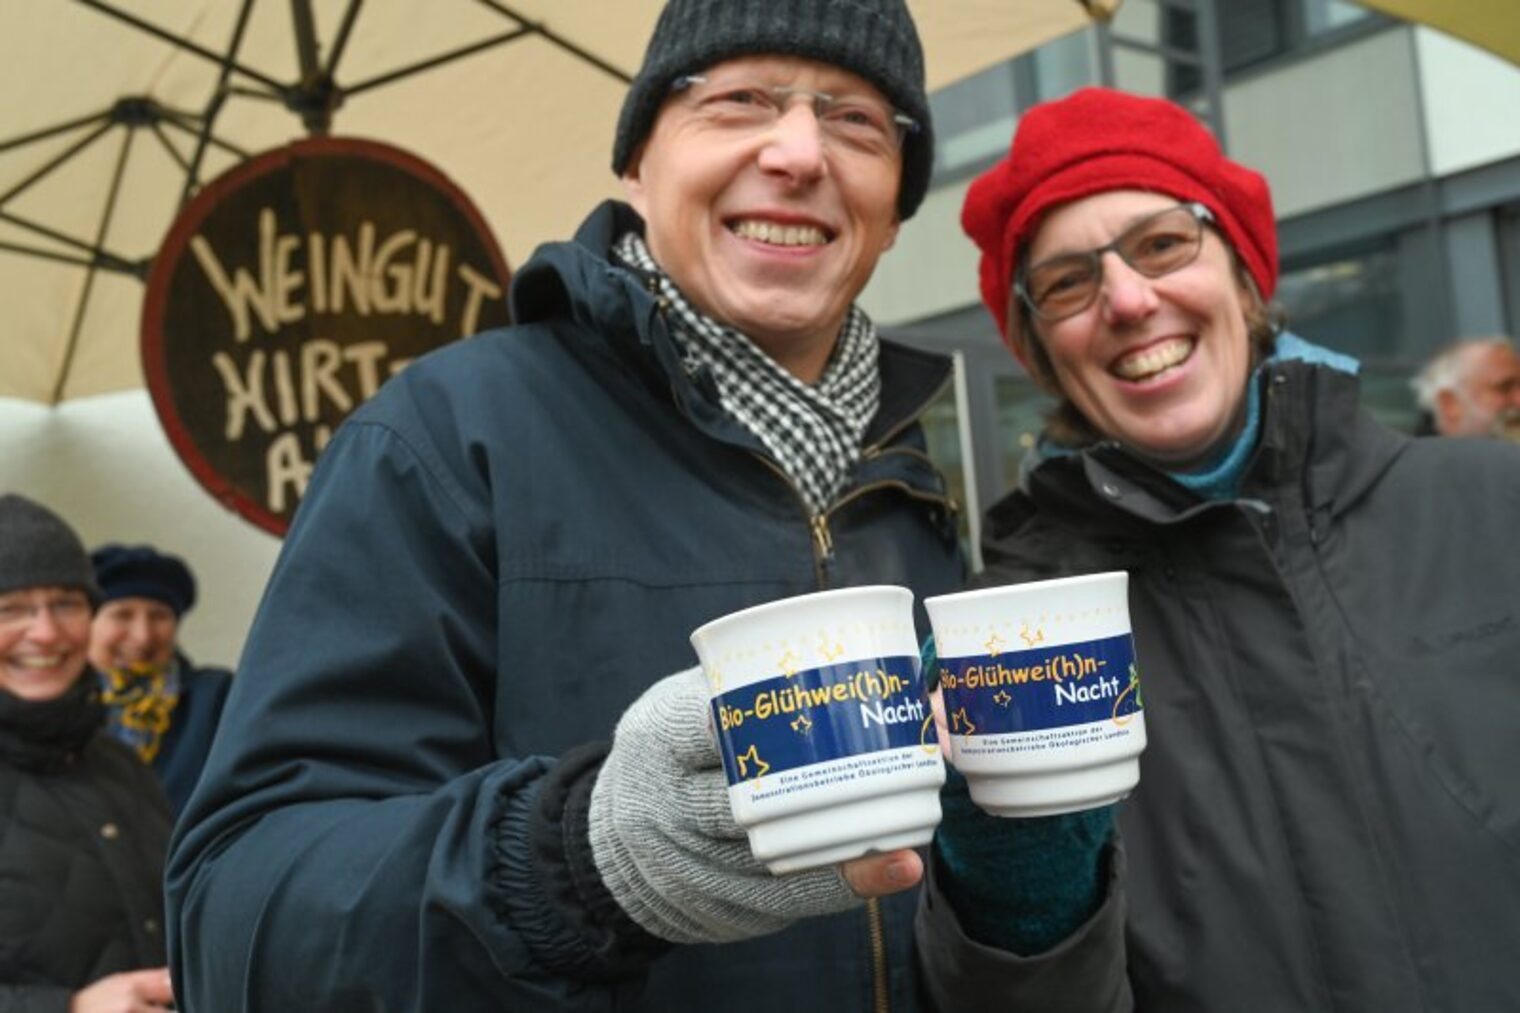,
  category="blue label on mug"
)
[711,655,928,786]
[938,634,1141,736]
